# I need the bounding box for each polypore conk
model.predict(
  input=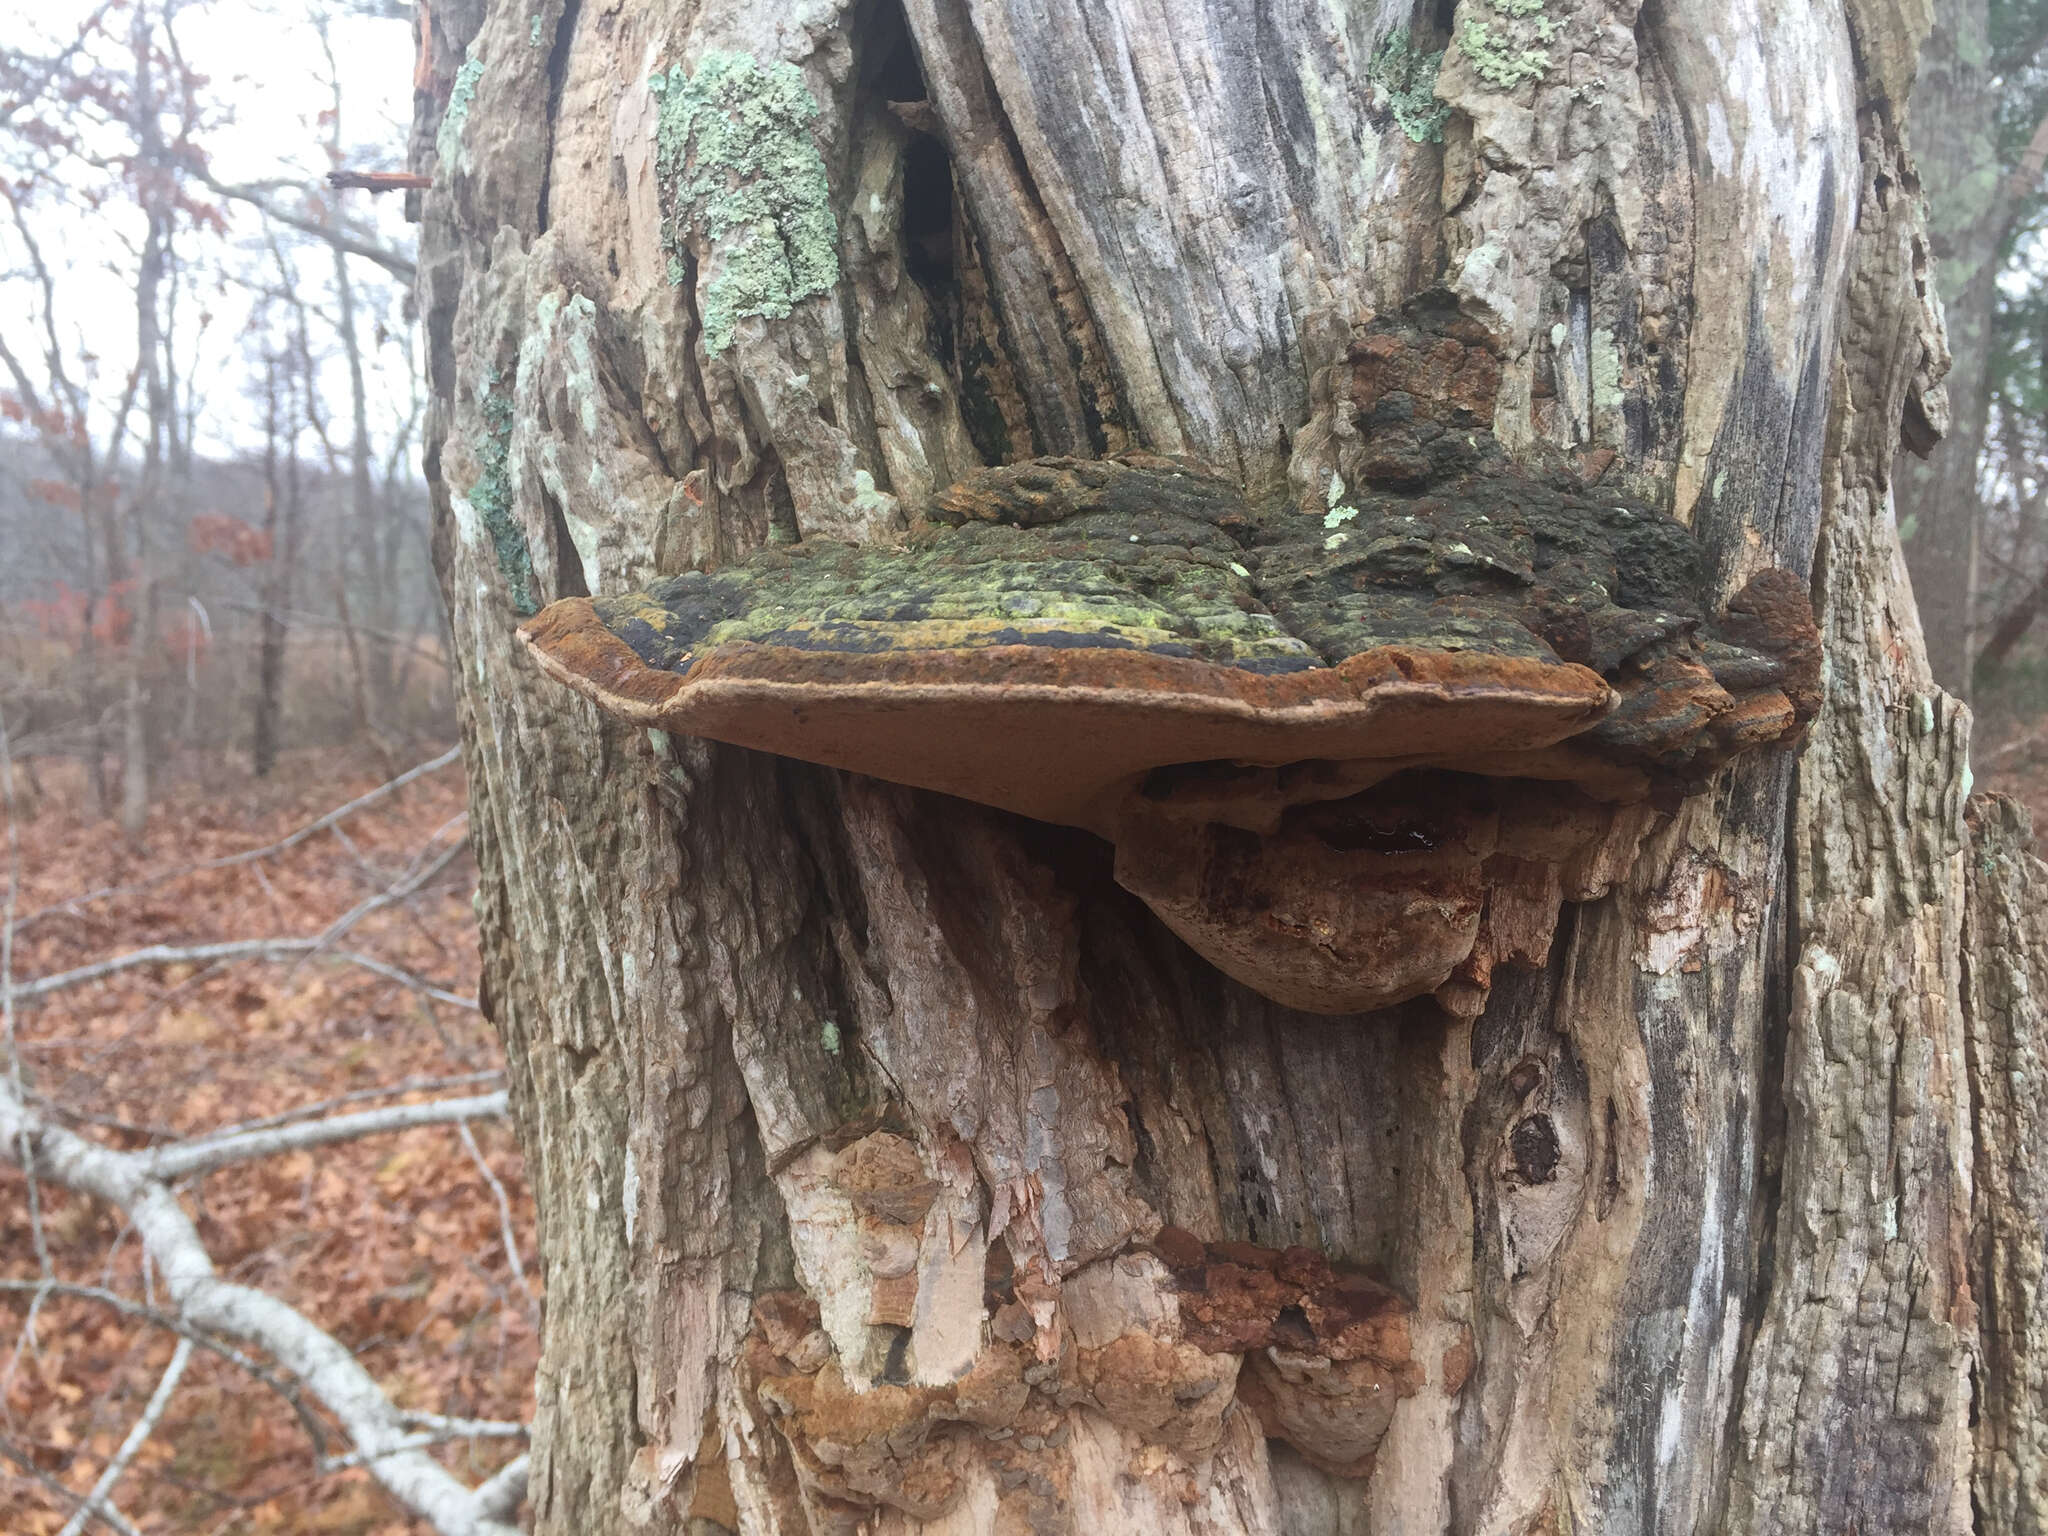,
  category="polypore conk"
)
[518,318,1820,1018]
